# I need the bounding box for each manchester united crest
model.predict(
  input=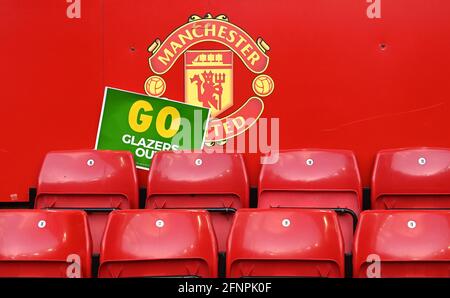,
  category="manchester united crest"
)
[144,13,274,144]
[185,50,233,117]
